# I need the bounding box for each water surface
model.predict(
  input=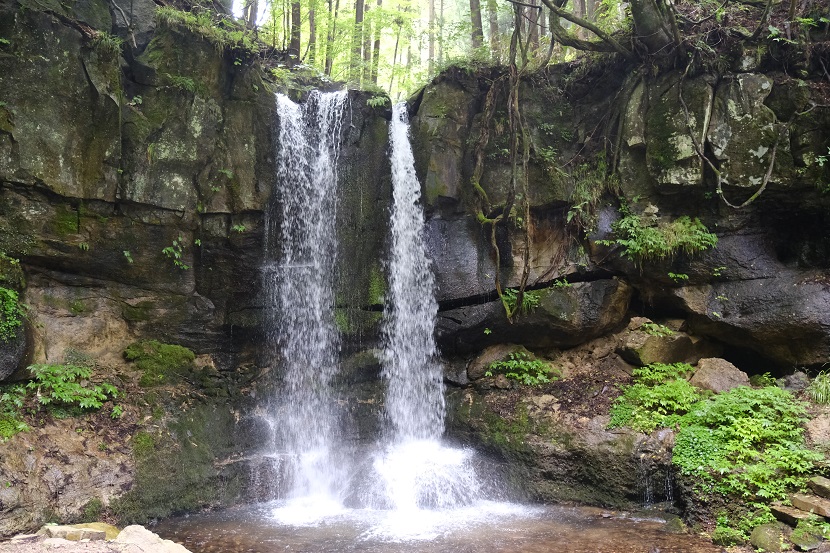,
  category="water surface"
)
[156,503,723,553]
